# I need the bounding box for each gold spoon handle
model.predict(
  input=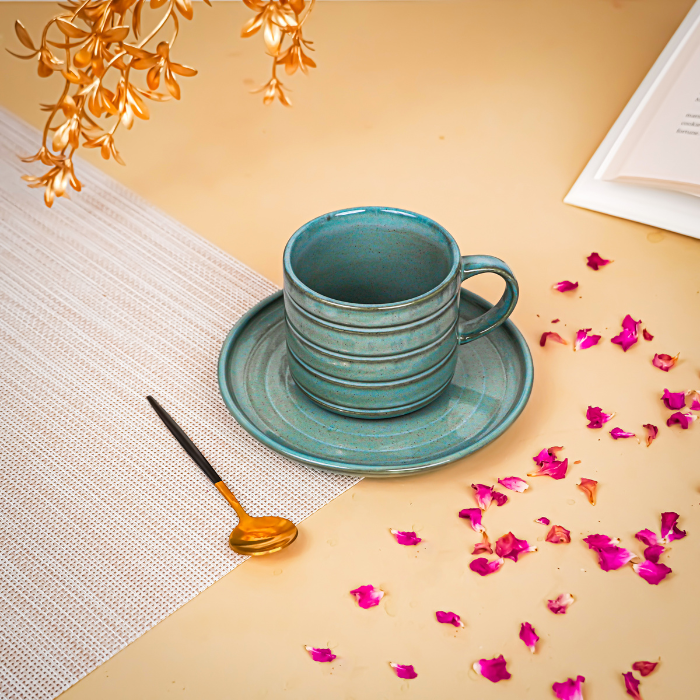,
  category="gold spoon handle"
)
[214,481,248,521]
